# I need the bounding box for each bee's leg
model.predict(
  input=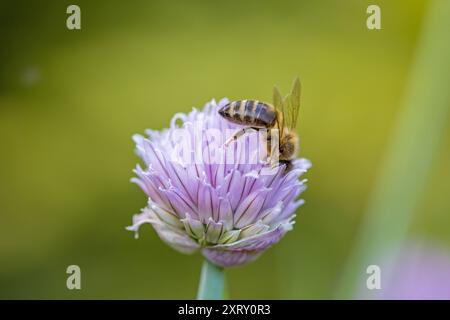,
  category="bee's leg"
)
[224,128,247,147]
[279,160,293,174]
